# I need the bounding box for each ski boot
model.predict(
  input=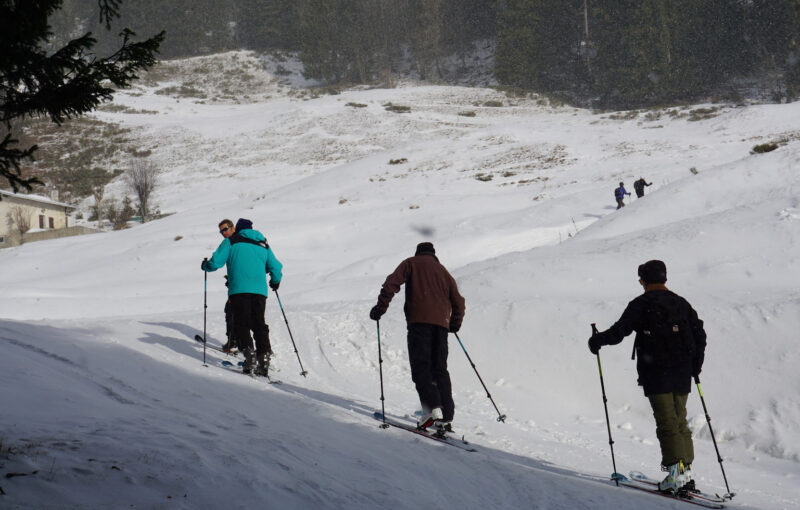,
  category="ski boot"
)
[432,420,453,438]
[221,335,237,353]
[254,351,272,377]
[678,464,696,494]
[658,461,690,493]
[417,407,443,430]
[241,348,256,375]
